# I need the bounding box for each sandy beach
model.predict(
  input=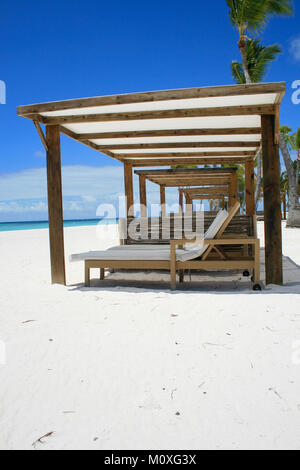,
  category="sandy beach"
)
[0,222,299,450]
